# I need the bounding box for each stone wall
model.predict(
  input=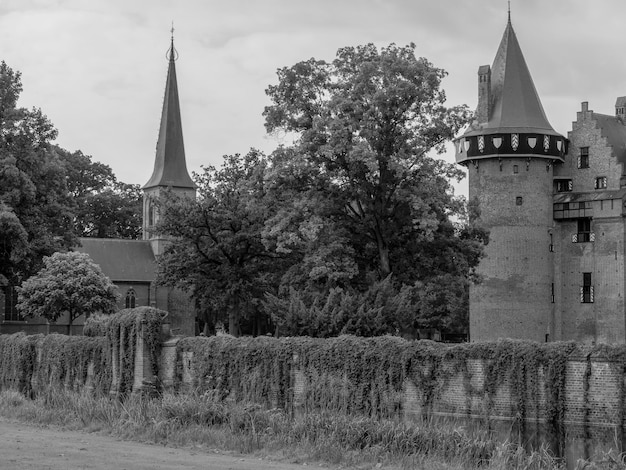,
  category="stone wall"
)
[157,340,626,431]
